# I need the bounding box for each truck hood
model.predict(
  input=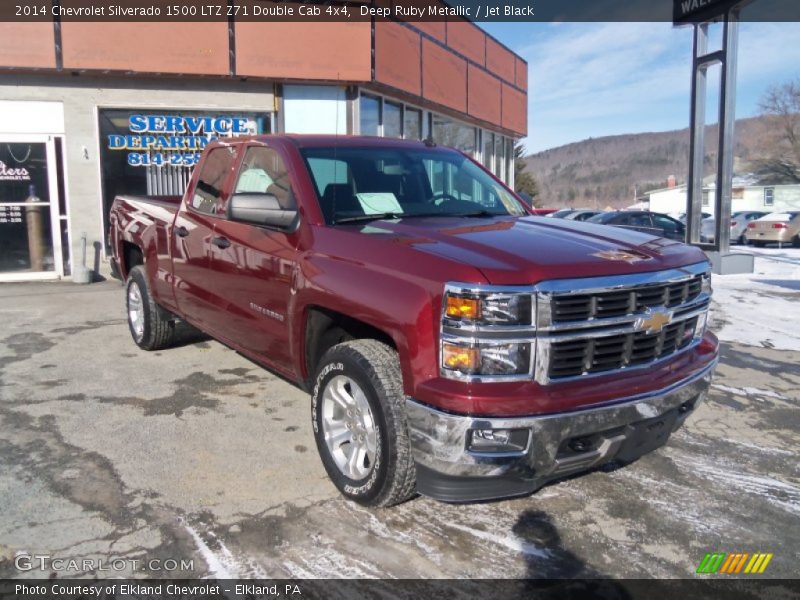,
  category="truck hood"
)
[348,215,709,284]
